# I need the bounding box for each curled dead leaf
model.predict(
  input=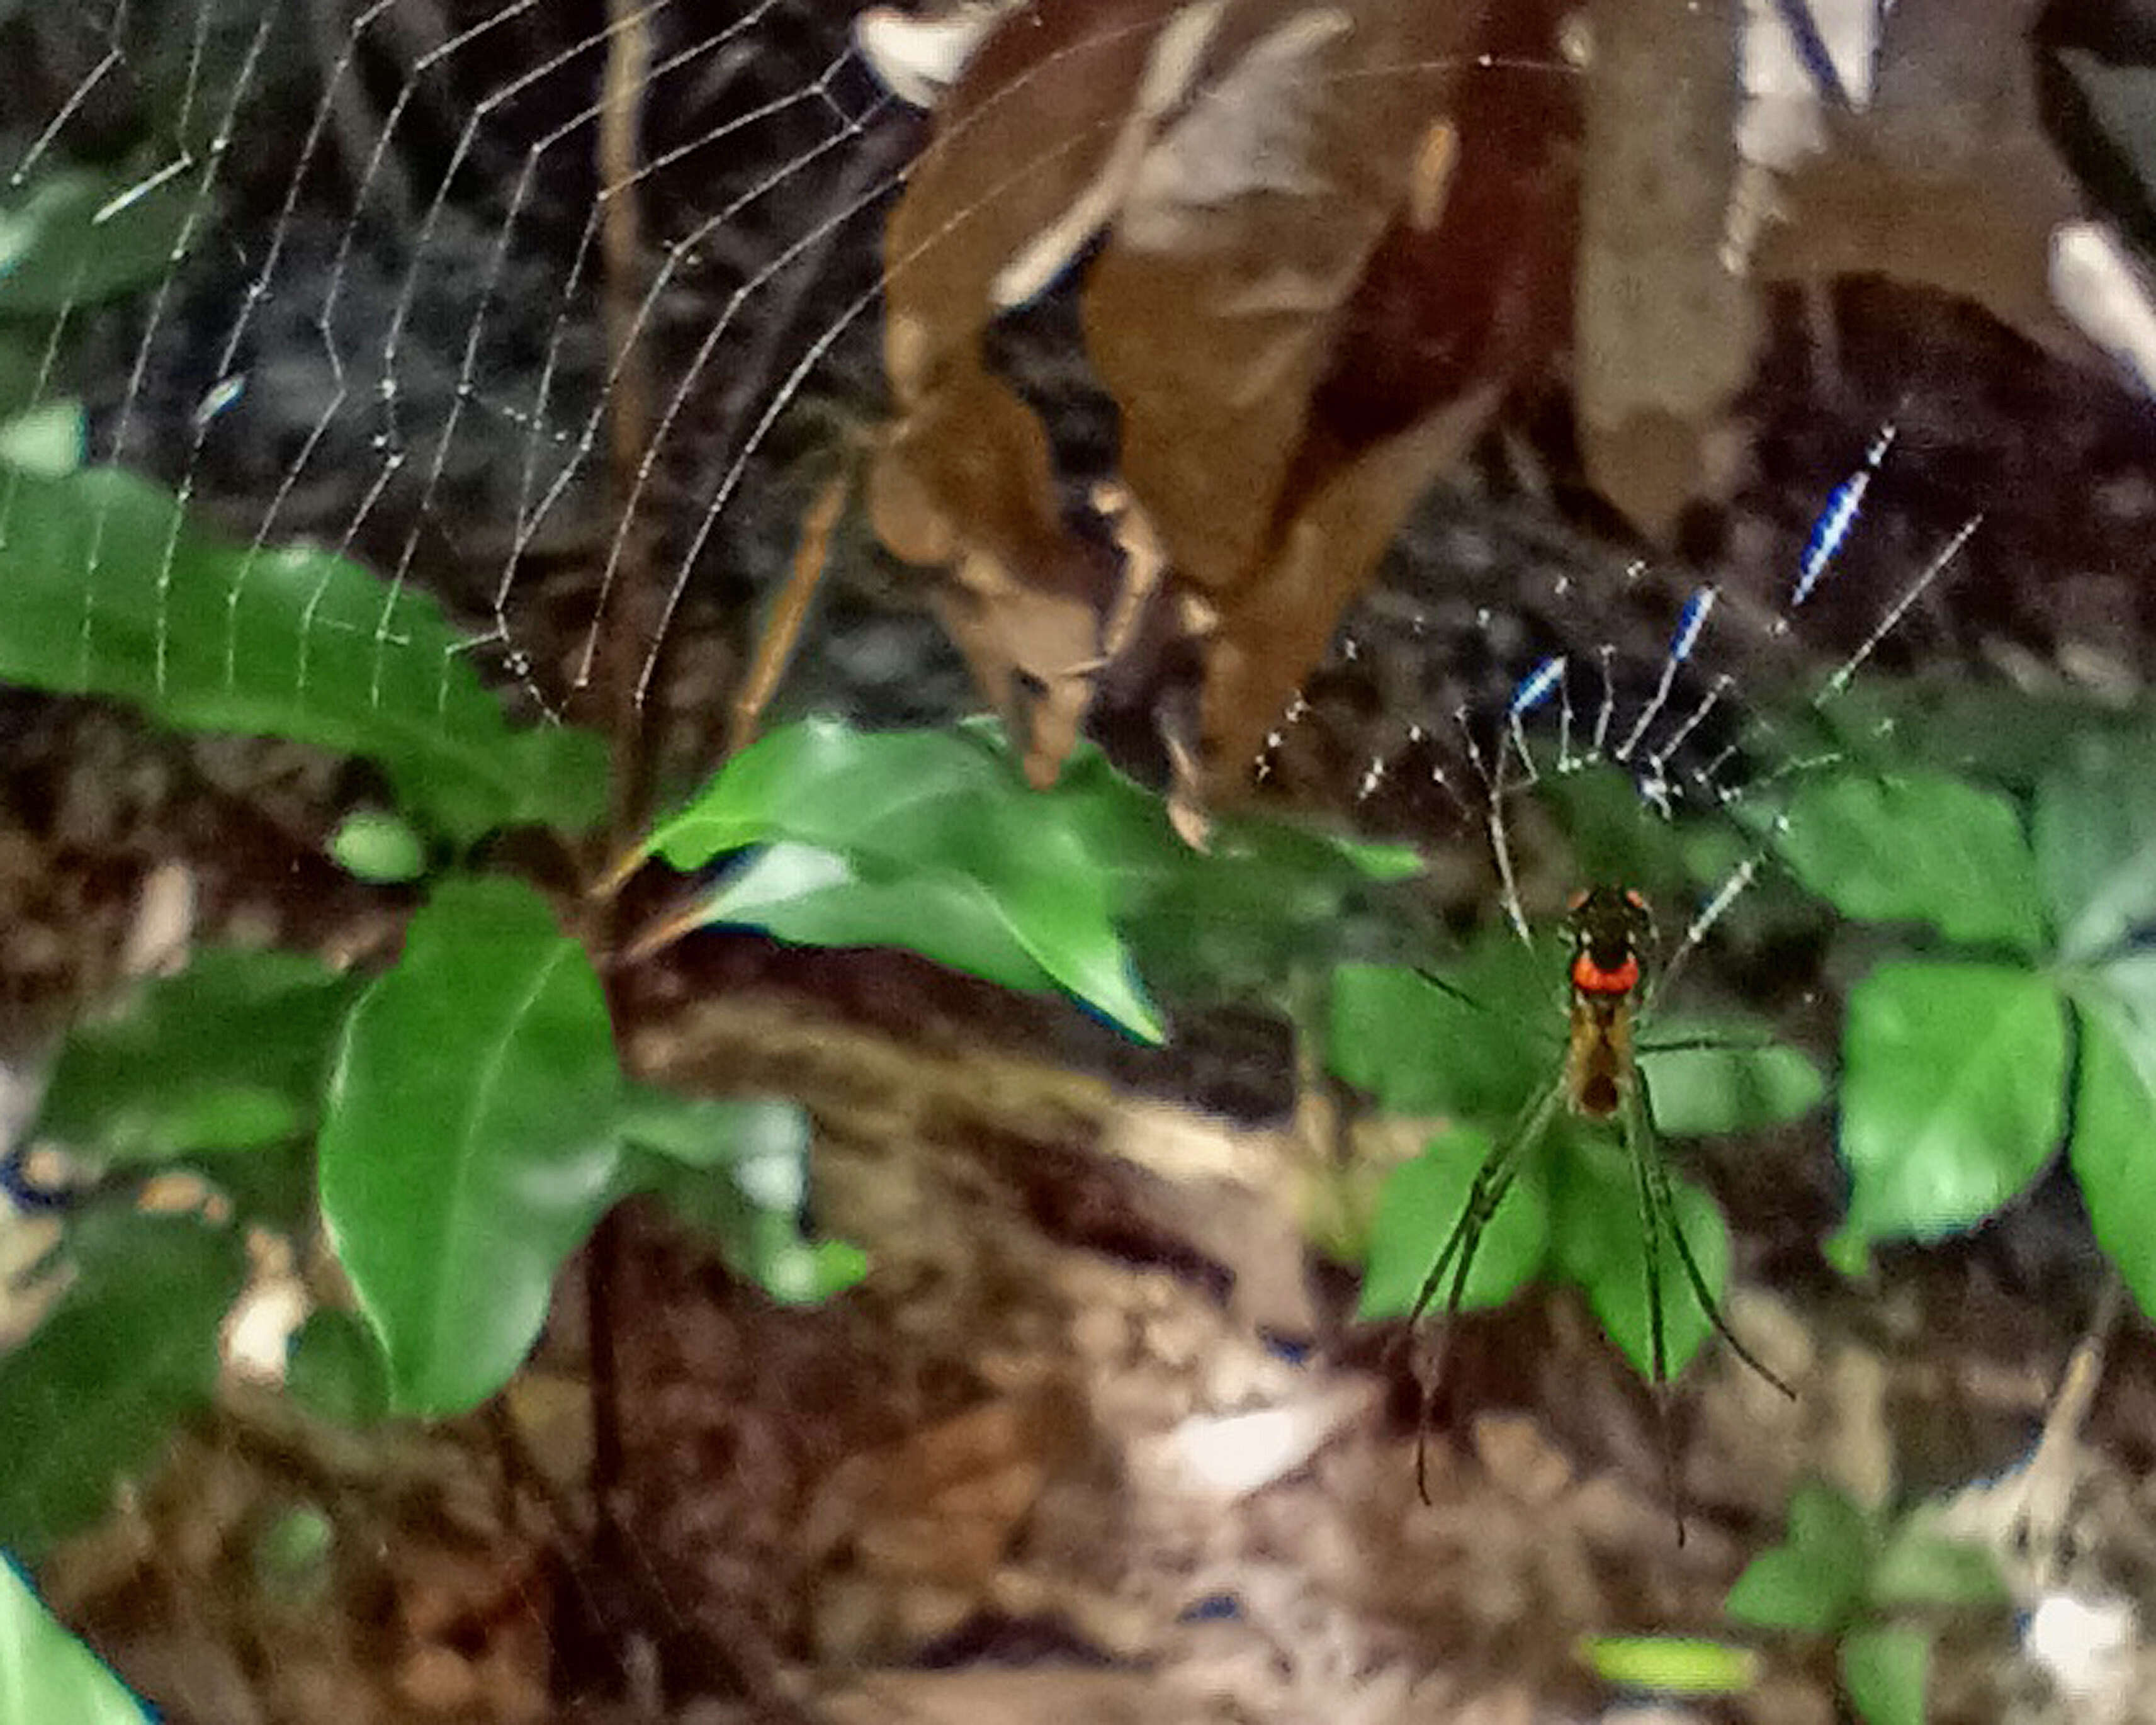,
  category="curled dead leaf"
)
[872,0,1581,803]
